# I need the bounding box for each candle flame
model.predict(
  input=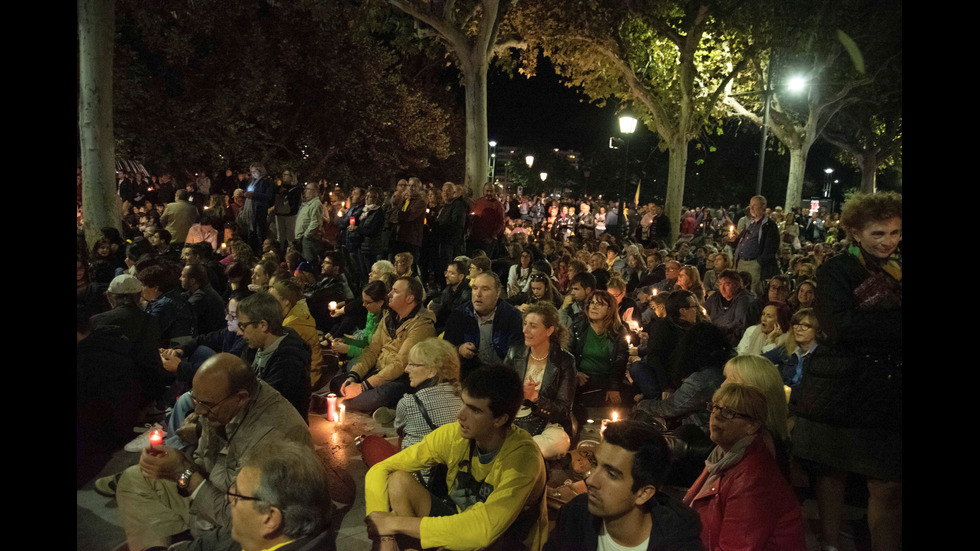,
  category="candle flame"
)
[611,411,619,422]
